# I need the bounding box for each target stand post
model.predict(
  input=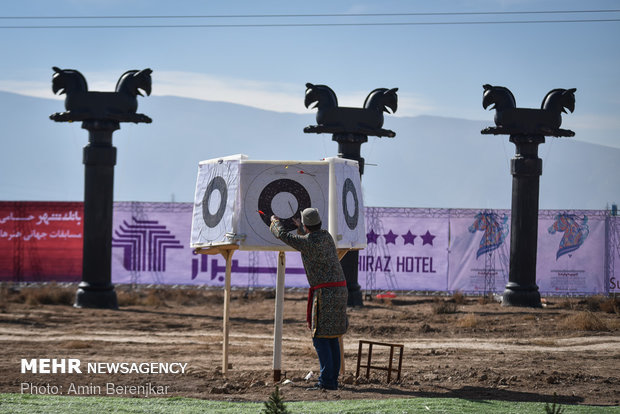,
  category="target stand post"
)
[194,245,238,375]
[272,251,286,382]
